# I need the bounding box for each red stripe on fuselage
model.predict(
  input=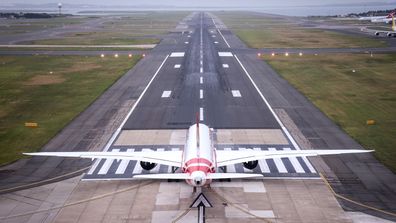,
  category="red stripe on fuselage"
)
[184,158,212,167]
